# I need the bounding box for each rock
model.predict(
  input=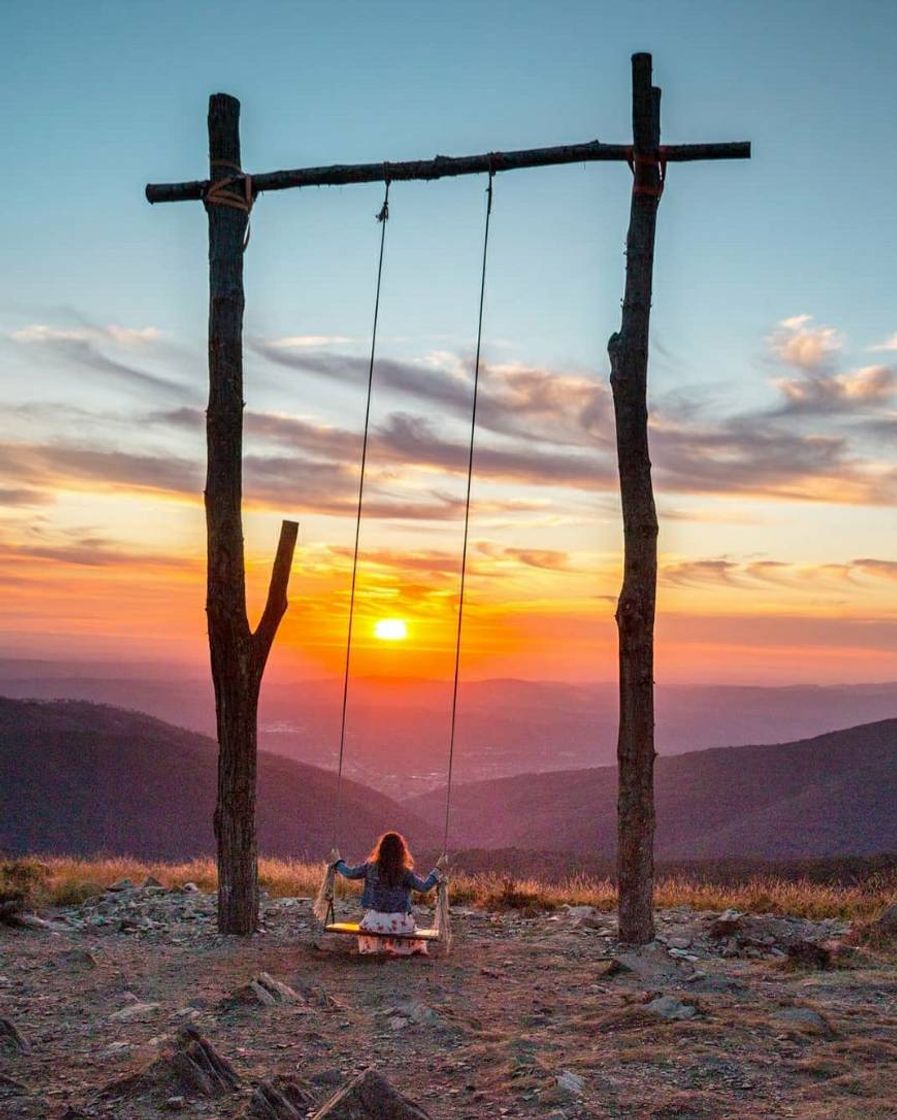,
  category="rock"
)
[565,906,606,930]
[786,939,833,970]
[310,1069,432,1119]
[110,1001,162,1022]
[108,879,134,892]
[709,909,743,938]
[104,1026,241,1101]
[390,1000,441,1026]
[181,882,200,893]
[645,995,698,1020]
[166,1097,186,1111]
[247,1076,316,1119]
[57,948,98,969]
[773,1007,832,1035]
[555,1069,585,1096]
[595,958,628,978]
[668,936,692,949]
[232,972,300,1007]
[143,875,165,889]
[0,1017,31,1054]
[613,943,682,981]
